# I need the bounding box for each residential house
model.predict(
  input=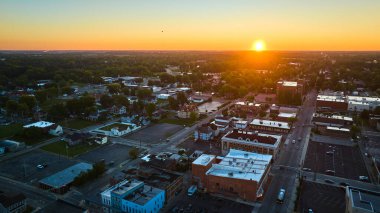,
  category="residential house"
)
[23,121,63,136]
[177,104,199,119]
[109,105,127,115]
[63,132,92,146]
[194,123,219,141]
